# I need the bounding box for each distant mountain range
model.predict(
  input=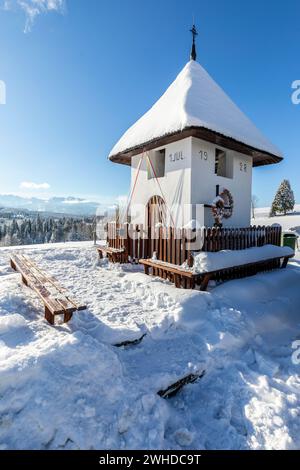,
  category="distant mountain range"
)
[0,195,102,216]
